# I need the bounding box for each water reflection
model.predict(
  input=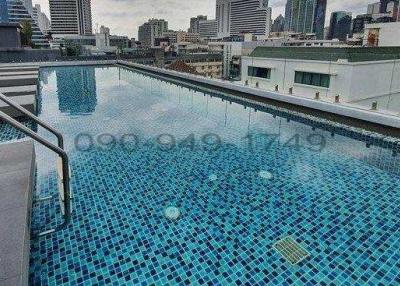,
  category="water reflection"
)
[56,66,97,114]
